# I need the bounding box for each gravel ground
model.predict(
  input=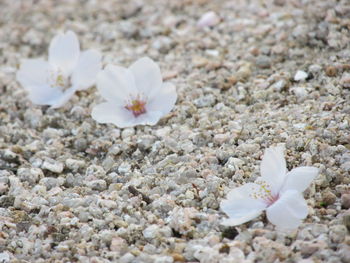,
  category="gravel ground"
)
[0,0,350,262]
